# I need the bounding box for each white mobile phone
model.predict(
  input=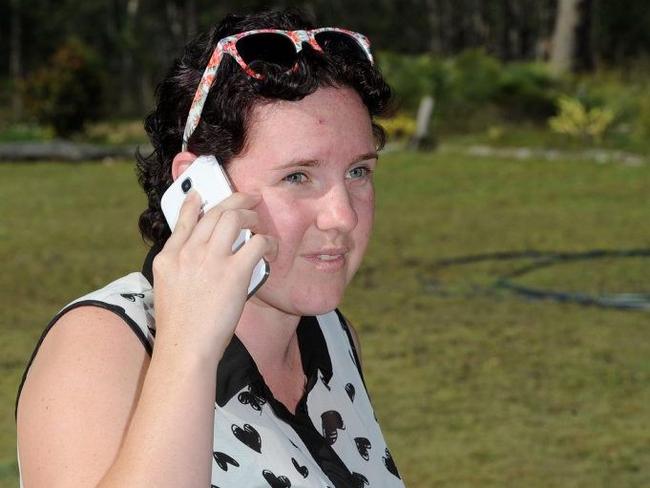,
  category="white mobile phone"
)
[160,155,269,298]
